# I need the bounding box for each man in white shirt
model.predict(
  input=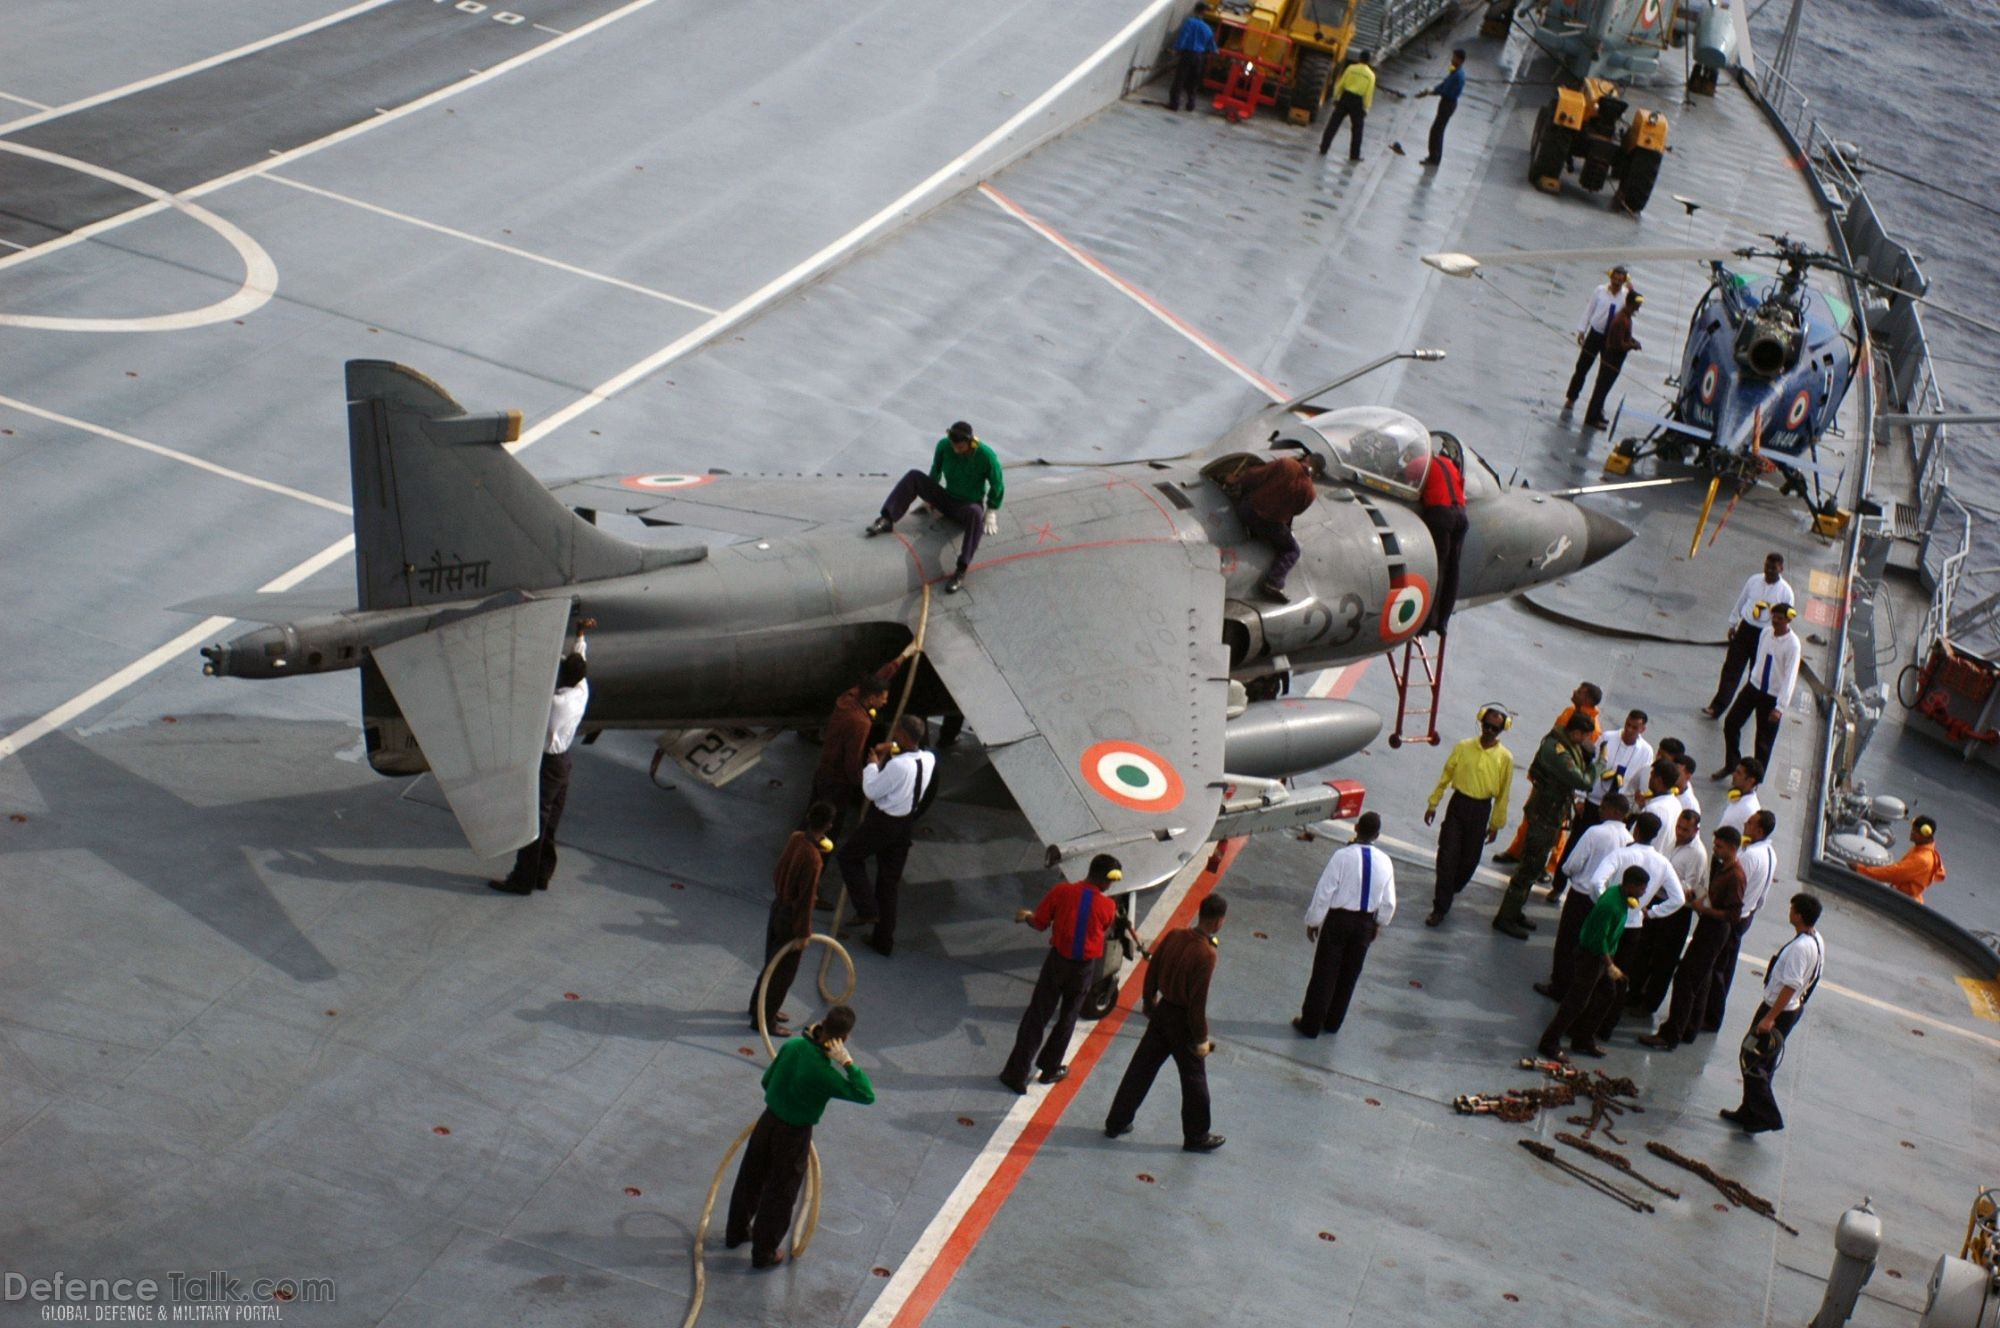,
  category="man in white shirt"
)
[1631,809,1709,1016]
[1536,796,1634,1001]
[1705,553,1797,717]
[1723,892,1825,1134]
[1295,812,1397,1038]
[1565,265,1631,410]
[1636,760,1684,851]
[1715,603,1803,779]
[1551,711,1651,900]
[491,623,592,896]
[838,723,938,957]
[1704,809,1779,1035]
[1714,757,1763,837]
